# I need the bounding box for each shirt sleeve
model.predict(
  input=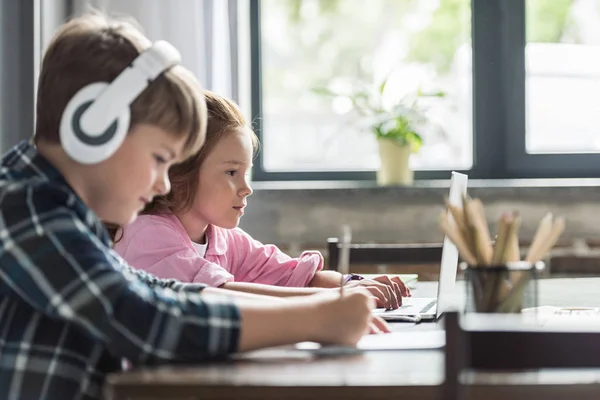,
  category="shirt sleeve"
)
[118,222,234,287]
[0,188,240,365]
[109,249,210,293]
[230,229,324,287]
